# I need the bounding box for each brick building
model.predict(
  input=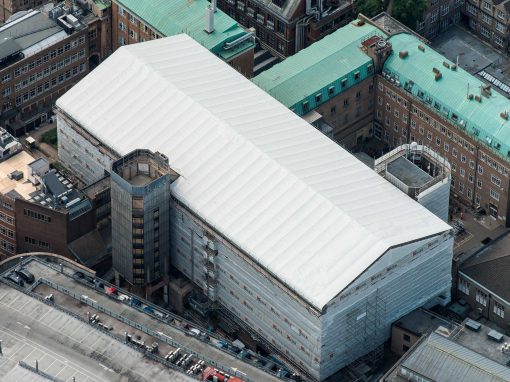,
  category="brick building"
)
[0,132,97,260]
[456,233,510,332]
[0,1,111,137]
[112,0,255,77]
[255,17,510,227]
[0,0,51,23]
[463,0,510,53]
[415,0,463,39]
[377,32,510,225]
[253,20,389,147]
[216,0,352,58]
